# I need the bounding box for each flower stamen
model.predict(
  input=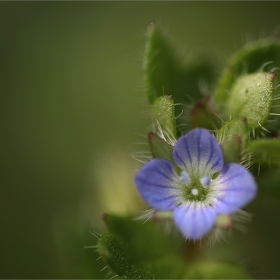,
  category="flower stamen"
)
[191,188,199,196]
[200,175,211,187]
[180,171,190,184]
